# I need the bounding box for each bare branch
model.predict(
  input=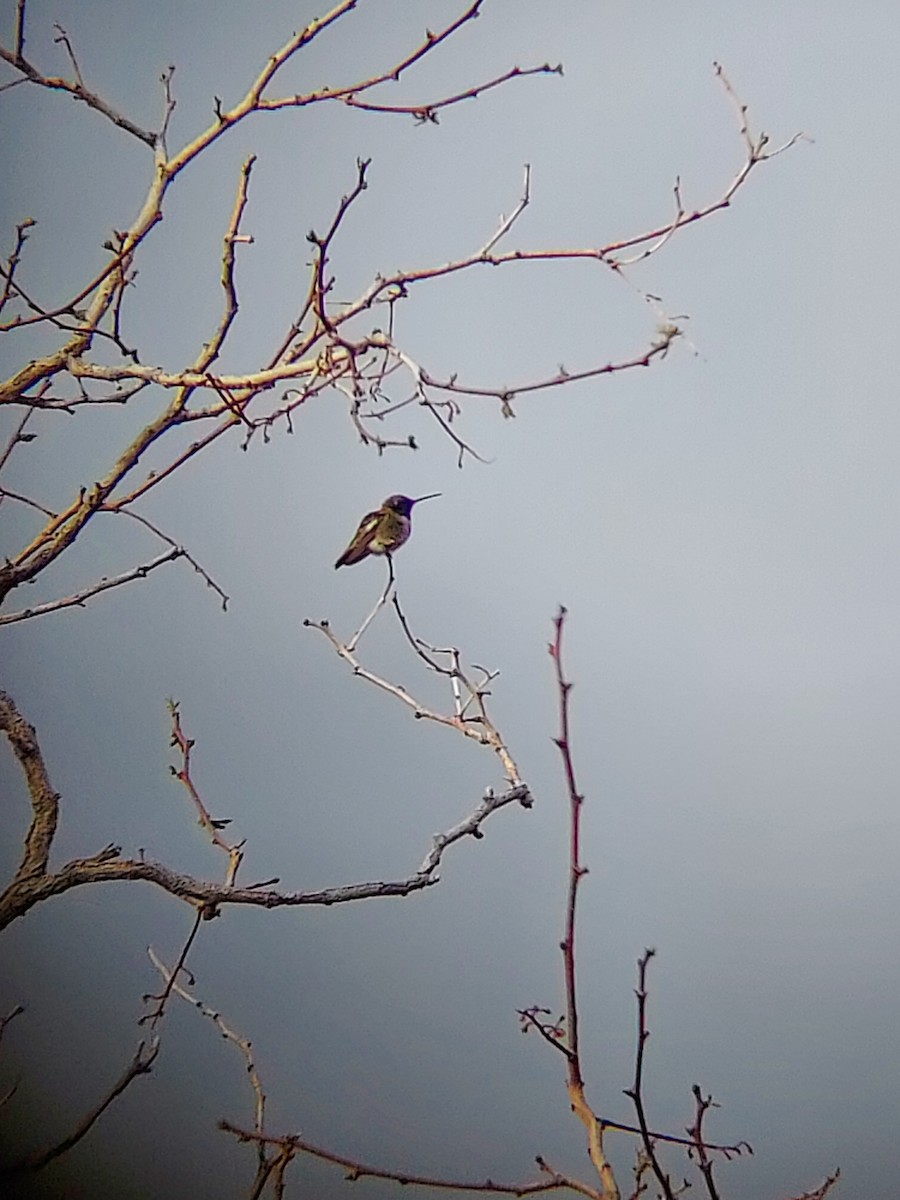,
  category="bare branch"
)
[346,554,395,651]
[339,63,562,123]
[0,216,36,316]
[783,1170,841,1200]
[622,950,676,1200]
[51,24,84,89]
[140,910,204,1026]
[0,688,59,882]
[0,547,184,625]
[0,404,37,475]
[0,683,528,930]
[547,606,619,1199]
[305,595,524,786]
[685,1084,721,1200]
[0,40,157,146]
[256,3,509,118]
[221,1119,576,1196]
[2,1038,160,1175]
[148,946,267,1161]
[479,163,532,256]
[113,509,229,609]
